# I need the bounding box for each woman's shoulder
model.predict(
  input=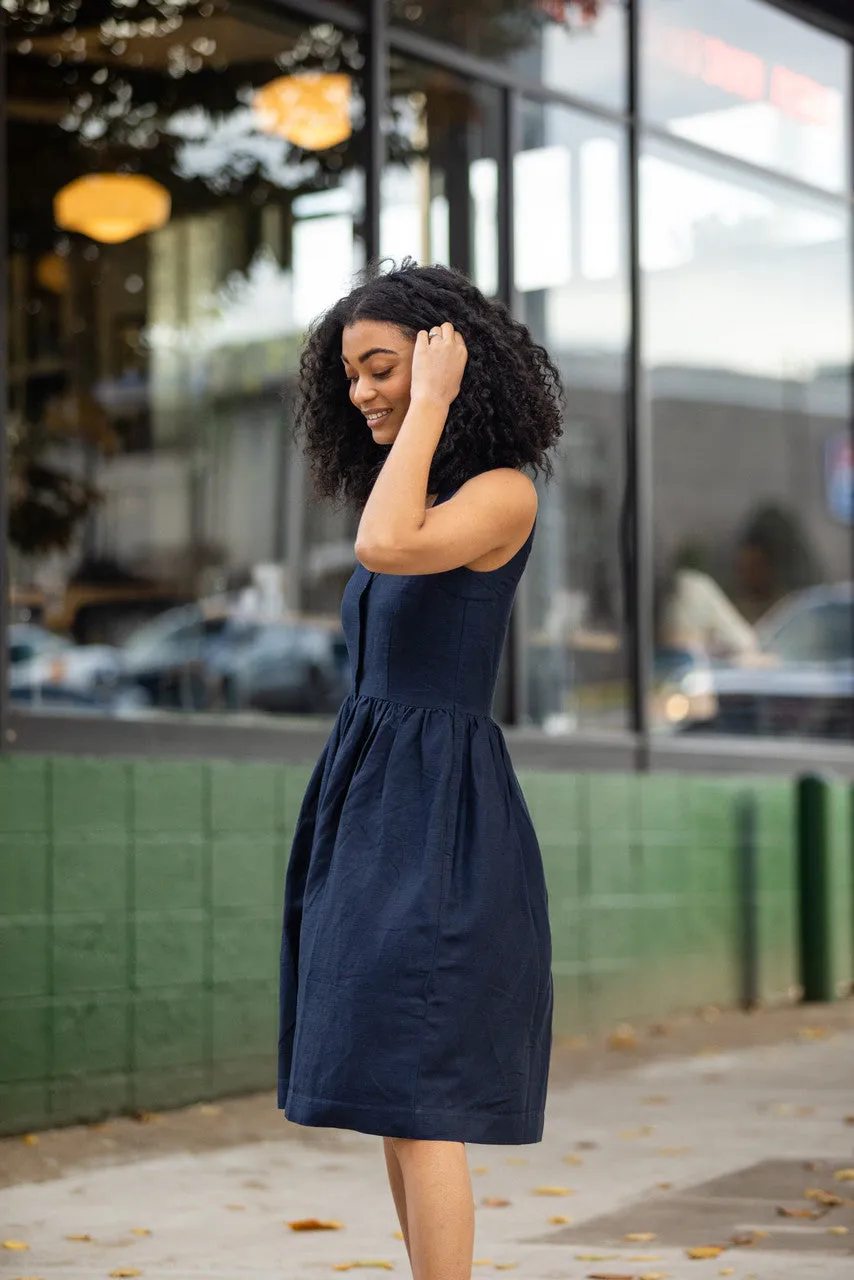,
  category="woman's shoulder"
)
[456,468,538,510]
